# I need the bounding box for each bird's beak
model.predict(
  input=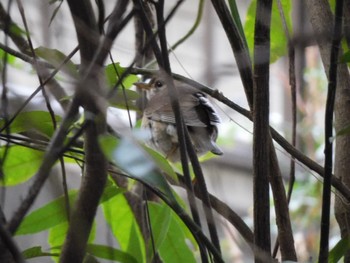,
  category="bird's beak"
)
[134,82,151,90]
